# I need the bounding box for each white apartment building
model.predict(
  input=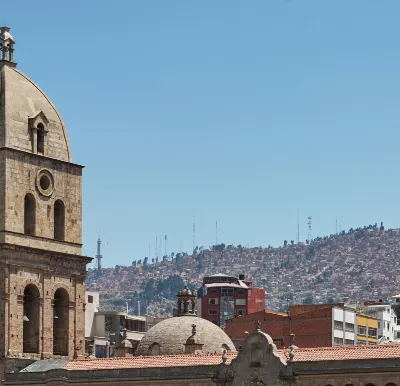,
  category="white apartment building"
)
[365,301,396,343]
[332,306,356,346]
